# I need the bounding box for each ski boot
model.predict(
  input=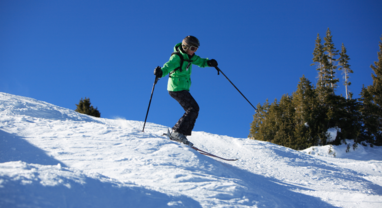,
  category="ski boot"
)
[169,131,193,147]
